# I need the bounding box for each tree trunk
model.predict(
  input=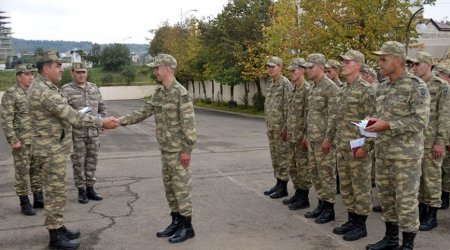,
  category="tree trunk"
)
[255,78,262,95]
[220,83,223,102]
[230,85,234,101]
[191,80,196,99]
[211,80,215,102]
[201,80,207,100]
